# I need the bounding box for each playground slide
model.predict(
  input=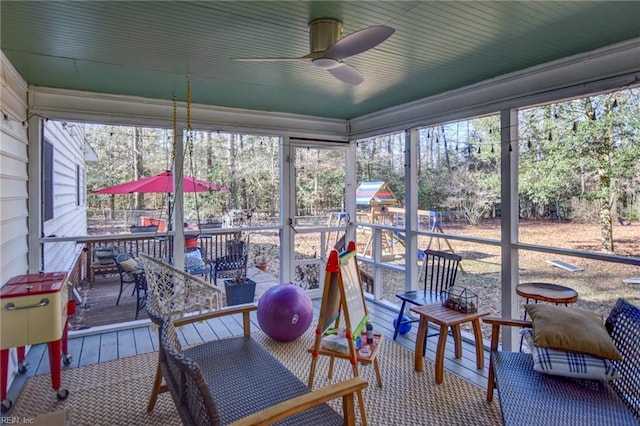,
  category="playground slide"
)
[391,230,406,246]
